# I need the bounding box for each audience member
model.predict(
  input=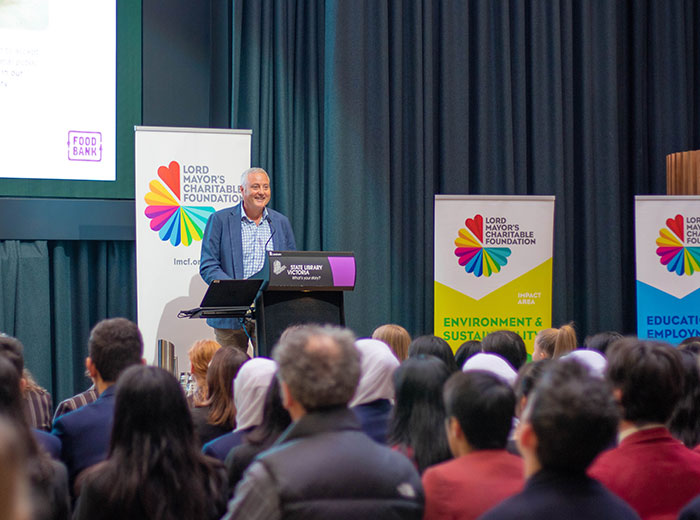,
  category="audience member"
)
[22,369,53,432]
[481,360,639,520]
[462,353,517,386]
[588,339,700,519]
[679,339,700,356]
[203,357,276,461]
[422,371,523,520]
[51,317,143,493]
[53,383,98,422]
[73,365,227,520]
[583,330,622,355]
[667,348,700,449]
[372,324,411,361]
[532,322,577,360]
[388,356,452,473]
[0,416,31,520]
[0,356,70,520]
[481,330,527,370]
[561,349,607,378]
[454,340,481,369]
[0,336,61,459]
[408,335,459,372]
[191,347,248,446]
[224,375,291,495]
[350,338,400,444]
[187,339,222,407]
[223,325,424,519]
[509,360,552,454]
